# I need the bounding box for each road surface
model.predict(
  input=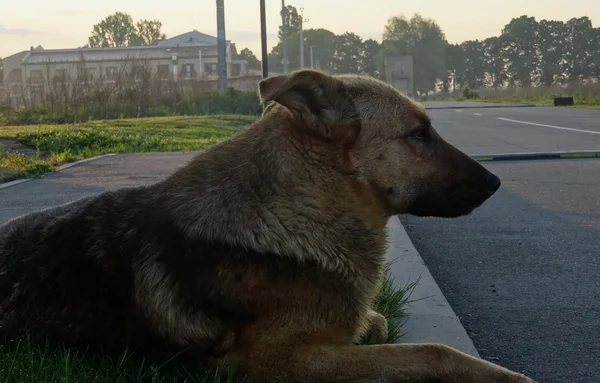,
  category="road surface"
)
[402,103,600,383]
